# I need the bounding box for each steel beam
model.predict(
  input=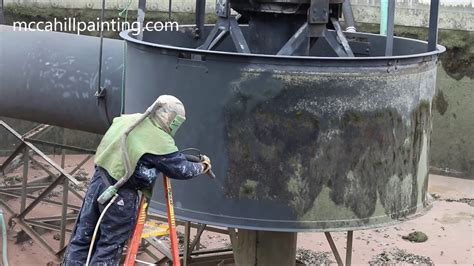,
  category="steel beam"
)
[0,190,81,211]
[277,23,309,56]
[0,143,25,174]
[229,18,250,53]
[17,175,66,219]
[168,0,172,20]
[27,139,96,154]
[331,18,355,57]
[0,121,81,187]
[346,231,353,266]
[385,0,395,56]
[427,0,440,52]
[21,147,29,212]
[59,178,69,248]
[23,124,51,139]
[183,221,191,265]
[325,29,350,57]
[137,0,147,40]
[188,224,206,253]
[195,0,206,39]
[0,0,4,24]
[0,122,93,259]
[324,232,344,266]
